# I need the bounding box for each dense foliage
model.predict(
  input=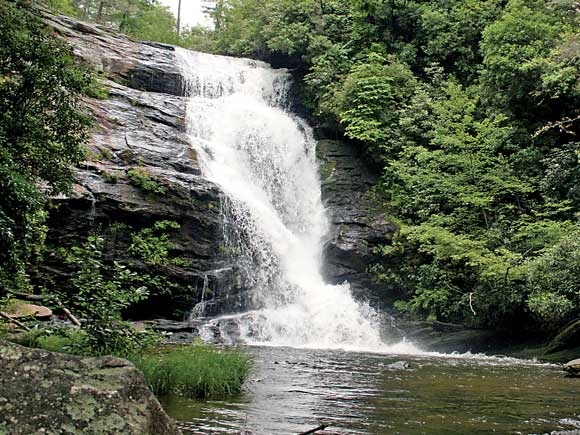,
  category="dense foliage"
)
[4,0,580,341]
[206,0,580,331]
[0,1,92,292]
